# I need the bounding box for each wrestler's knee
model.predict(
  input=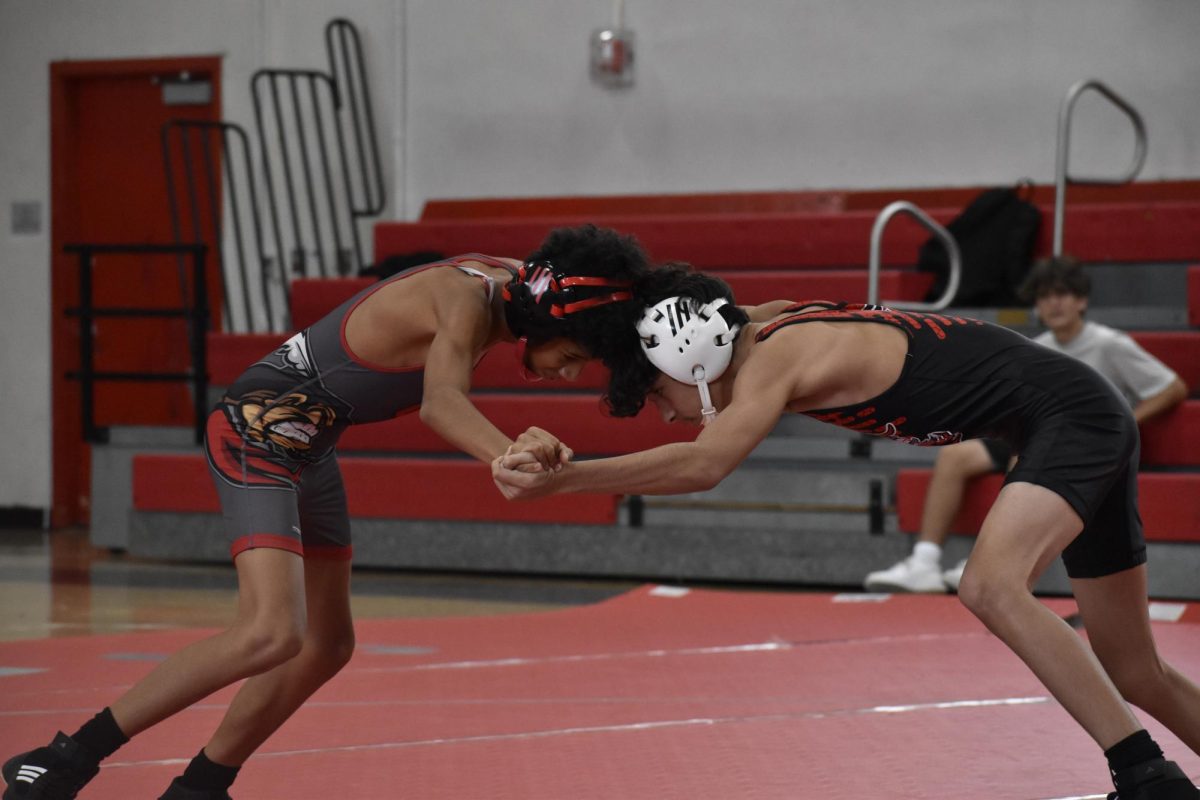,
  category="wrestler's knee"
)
[956,561,1026,624]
